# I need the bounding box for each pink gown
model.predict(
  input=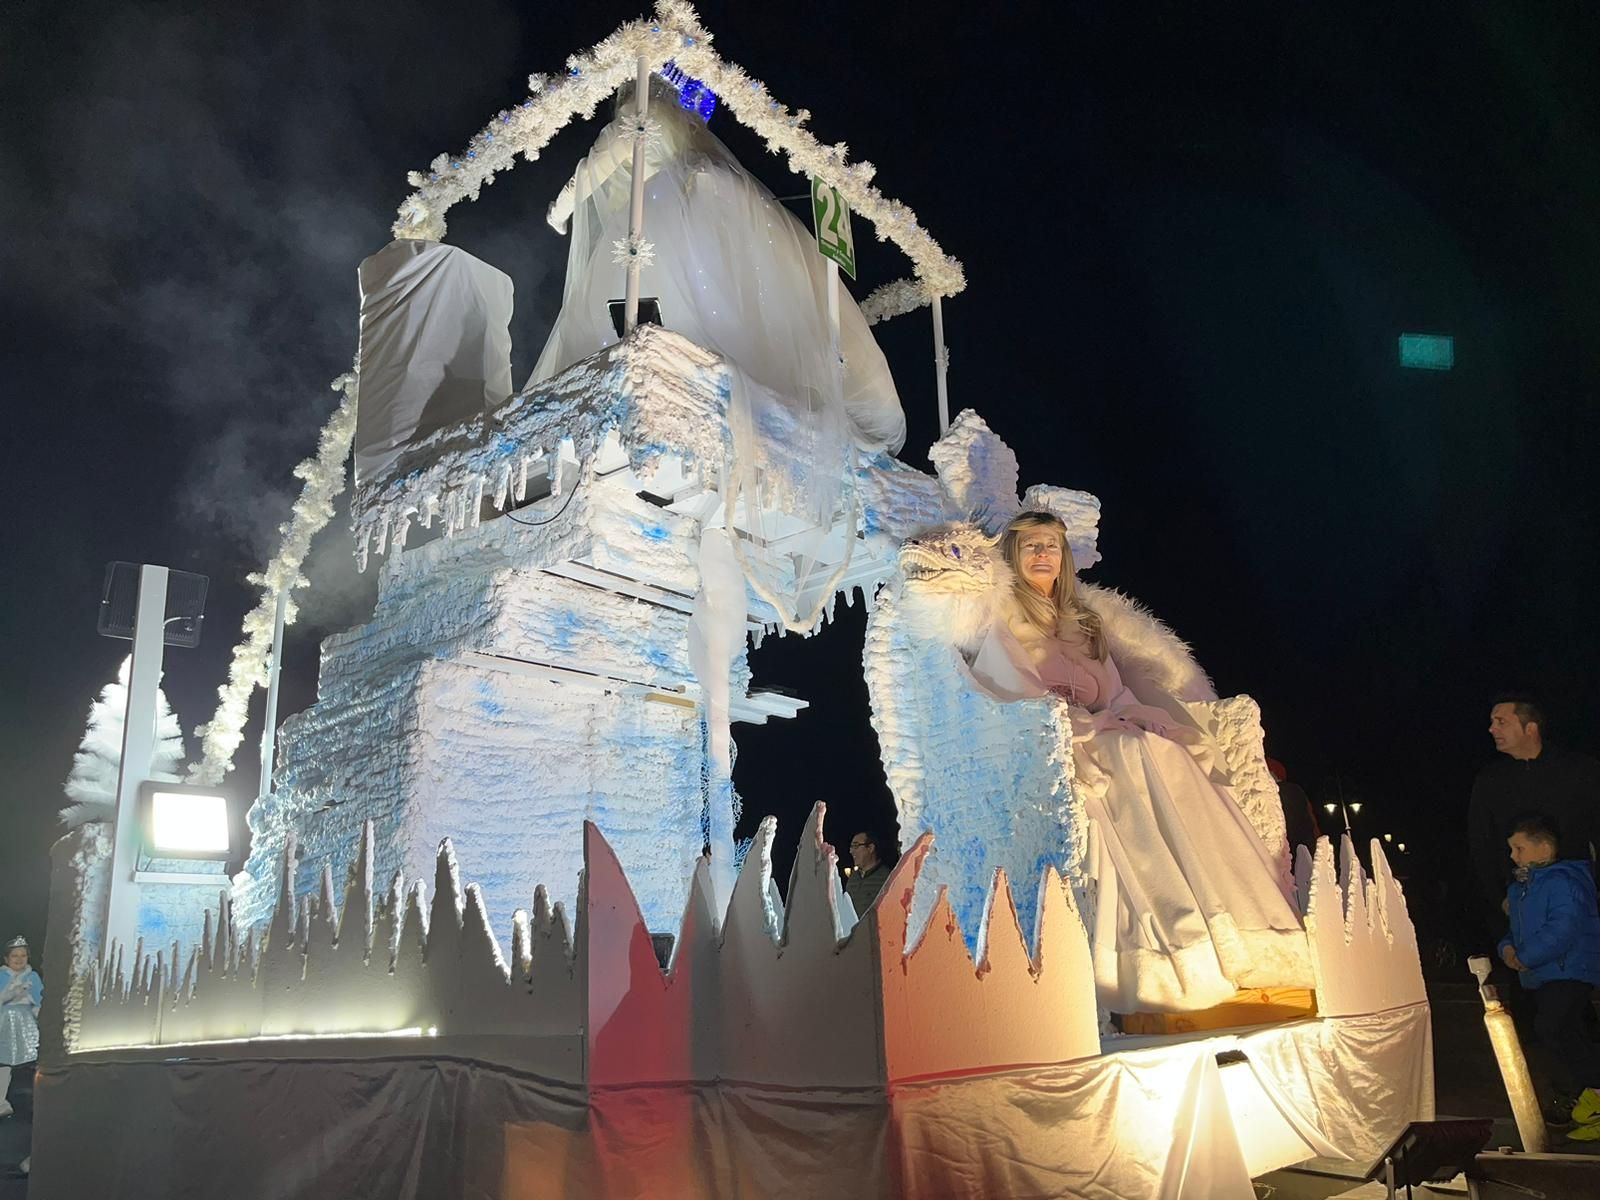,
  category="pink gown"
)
[971,614,1311,1012]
